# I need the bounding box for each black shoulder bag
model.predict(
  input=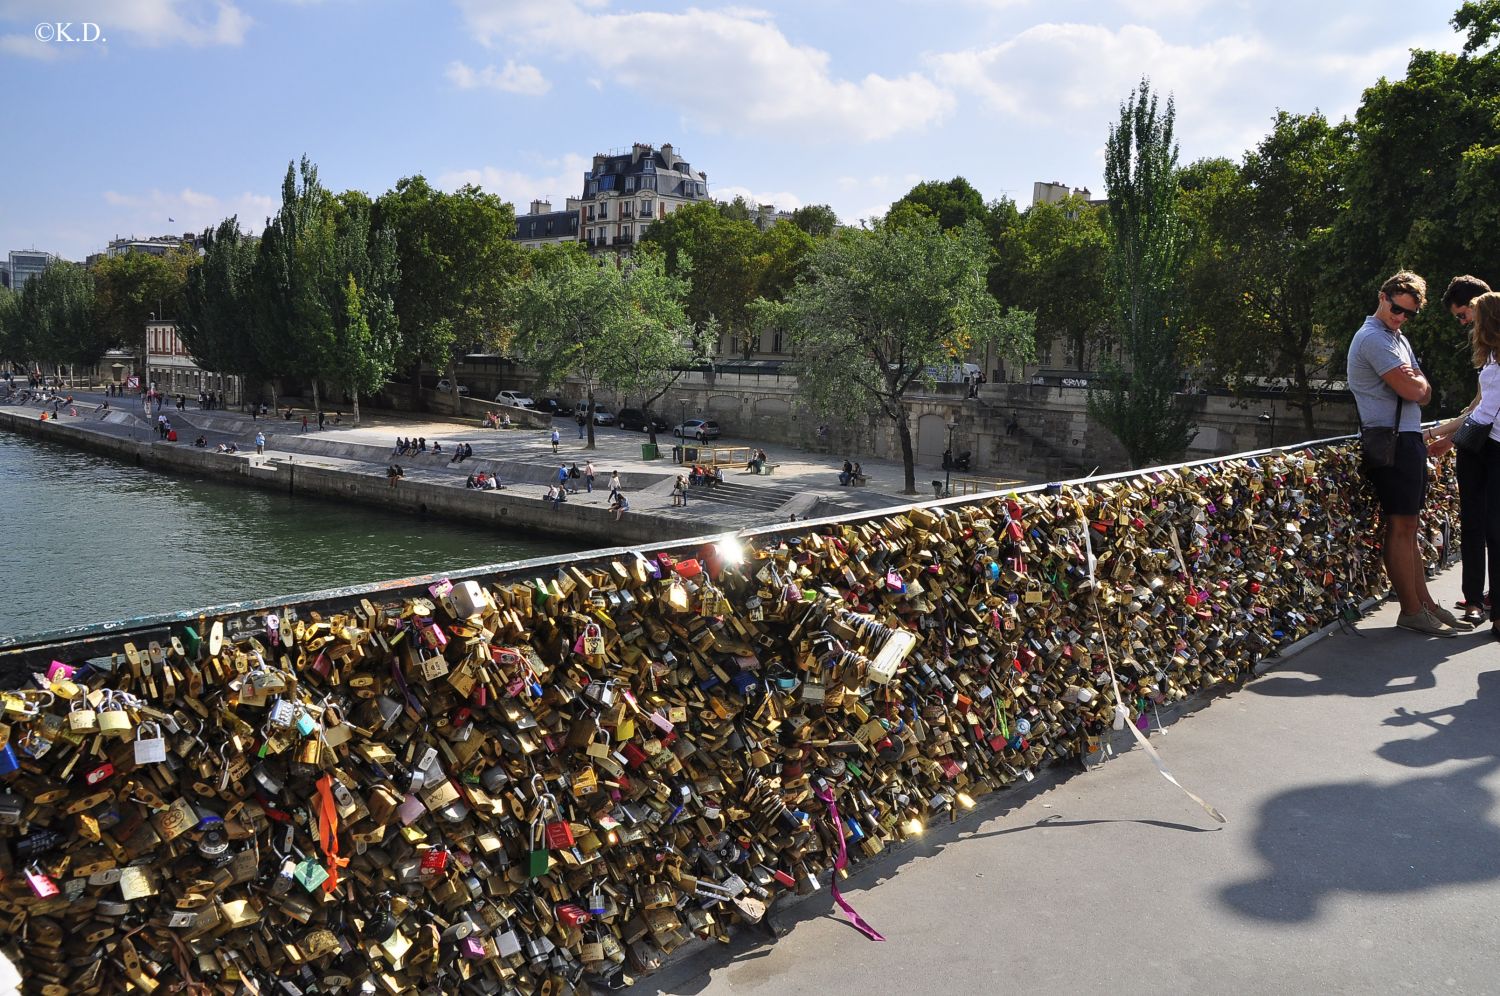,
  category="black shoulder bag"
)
[1360,394,1403,470]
